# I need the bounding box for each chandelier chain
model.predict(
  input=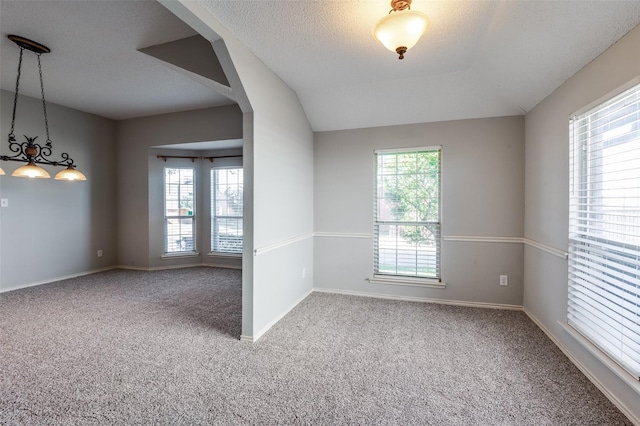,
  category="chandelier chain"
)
[37,54,51,146]
[3,34,86,180]
[9,47,24,139]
